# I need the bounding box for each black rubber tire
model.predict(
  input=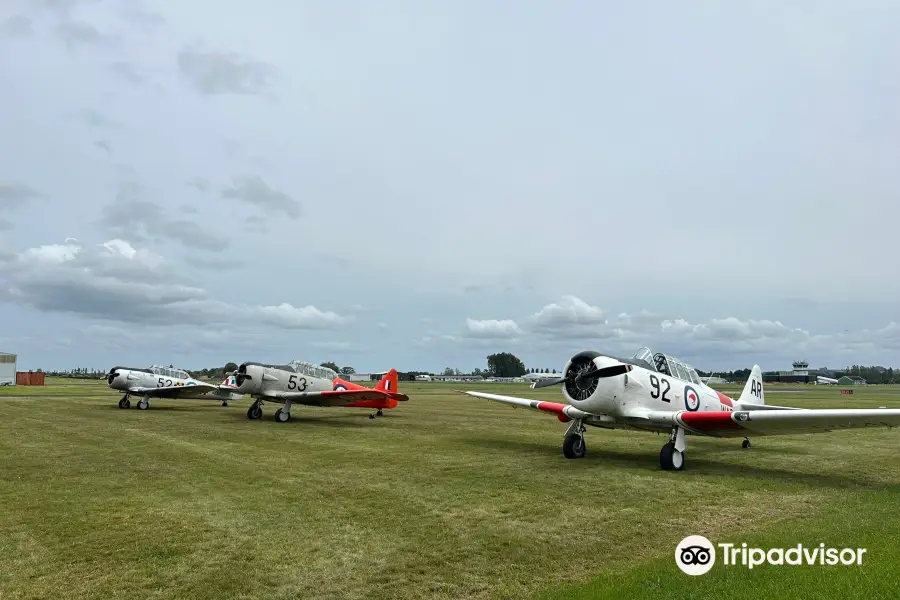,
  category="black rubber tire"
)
[562,433,586,459]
